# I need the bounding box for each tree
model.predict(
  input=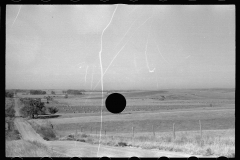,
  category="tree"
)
[20,103,34,118]
[5,91,14,98]
[48,107,58,114]
[5,107,15,118]
[44,96,53,103]
[66,89,84,95]
[30,90,47,95]
[20,99,46,118]
[51,91,55,95]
